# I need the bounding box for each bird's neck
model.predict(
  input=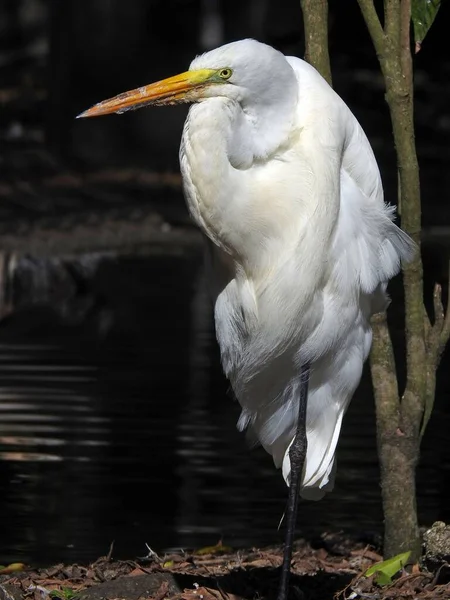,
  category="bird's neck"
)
[185,90,298,170]
[179,93,297,256]
[236,91,298,164]
[180,99,241,250]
